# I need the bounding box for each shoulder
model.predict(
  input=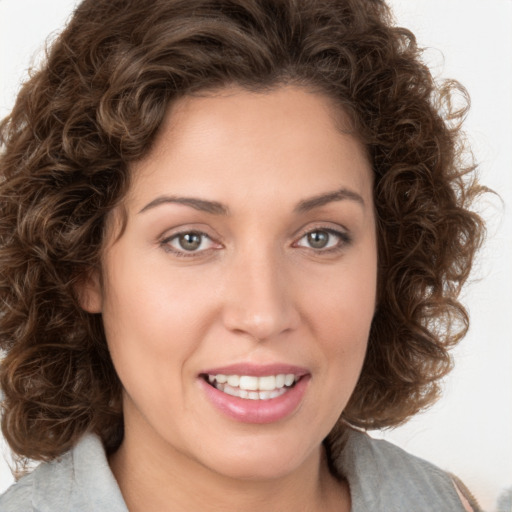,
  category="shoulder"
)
[0,451,74,512]
[0,470,37,512]
[328,428,477,512]
[0,434,128,512]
